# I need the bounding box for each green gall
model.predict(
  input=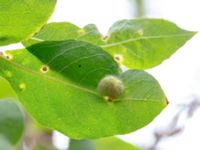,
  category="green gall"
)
[97,75,124,101]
